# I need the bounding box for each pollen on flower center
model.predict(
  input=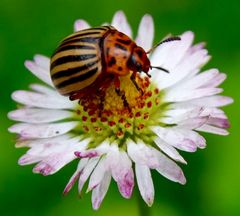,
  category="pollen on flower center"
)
[74,73,165,147]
